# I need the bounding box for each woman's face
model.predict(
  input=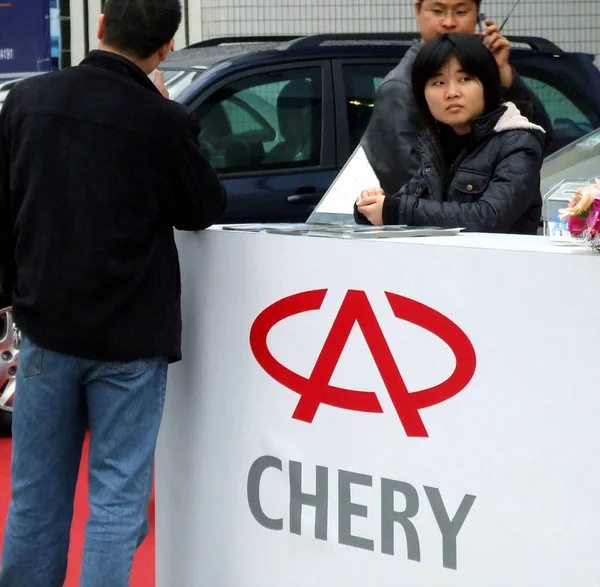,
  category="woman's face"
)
[424,56,485,134]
